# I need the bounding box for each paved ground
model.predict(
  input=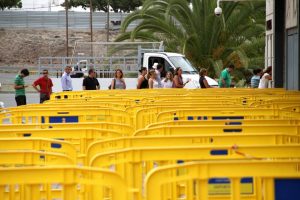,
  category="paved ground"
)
[0,93,40,108]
